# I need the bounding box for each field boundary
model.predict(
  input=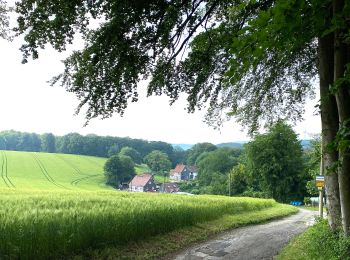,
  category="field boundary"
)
[31,153,67,189]
[1,151,15,188]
